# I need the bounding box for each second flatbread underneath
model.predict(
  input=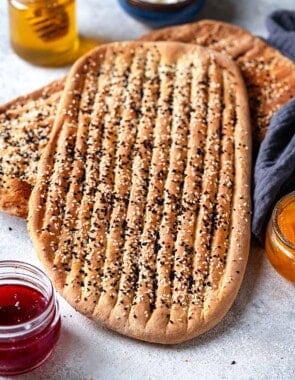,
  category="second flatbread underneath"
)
[0,78,65,217]
[140,19,295,145]
[28,41,251,344]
